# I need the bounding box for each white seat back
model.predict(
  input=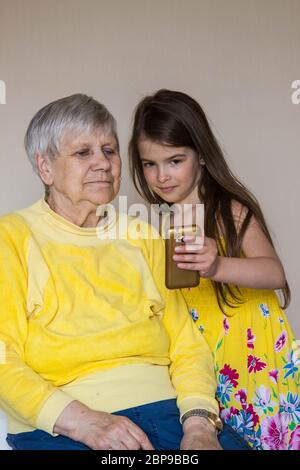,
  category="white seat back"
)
[0,411,12,450]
